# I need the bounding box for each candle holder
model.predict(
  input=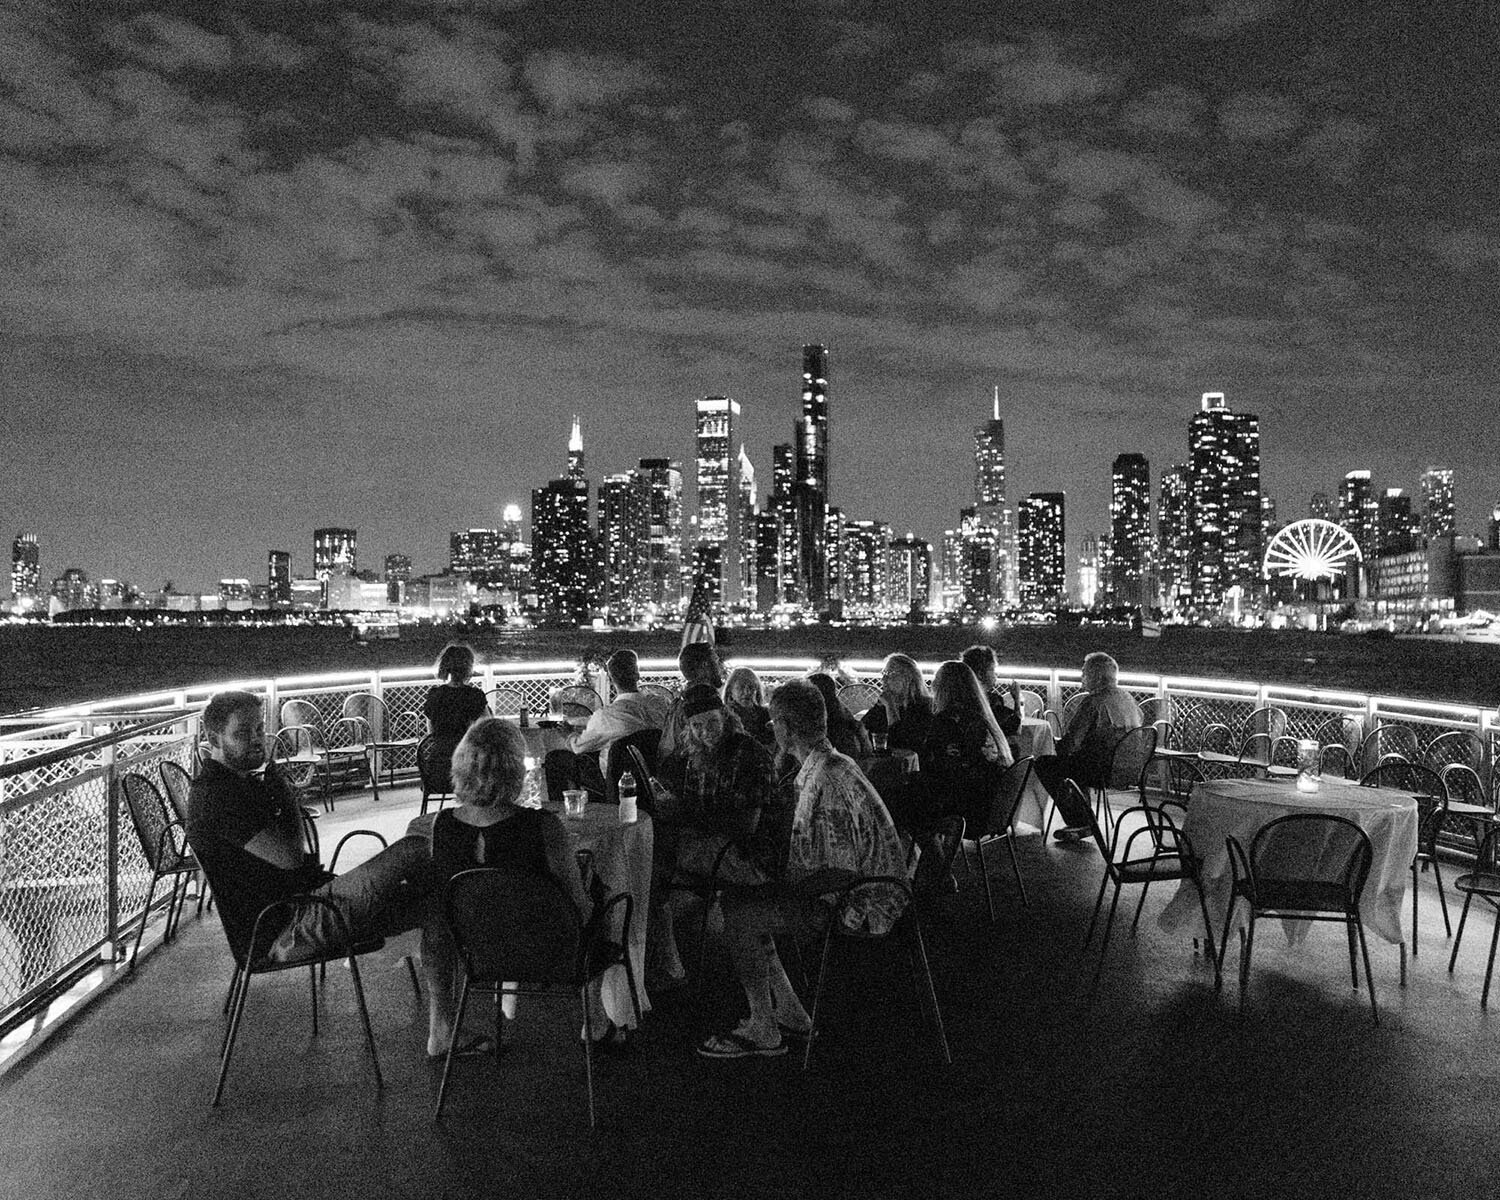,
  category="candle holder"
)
[1295,739,1321,793]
